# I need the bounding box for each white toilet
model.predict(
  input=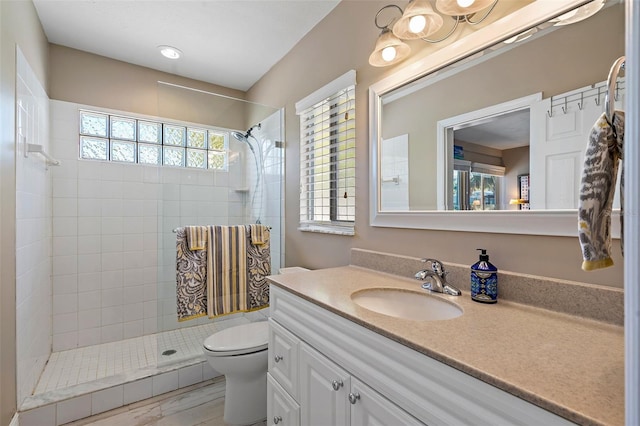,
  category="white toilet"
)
[203,321,269,425]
